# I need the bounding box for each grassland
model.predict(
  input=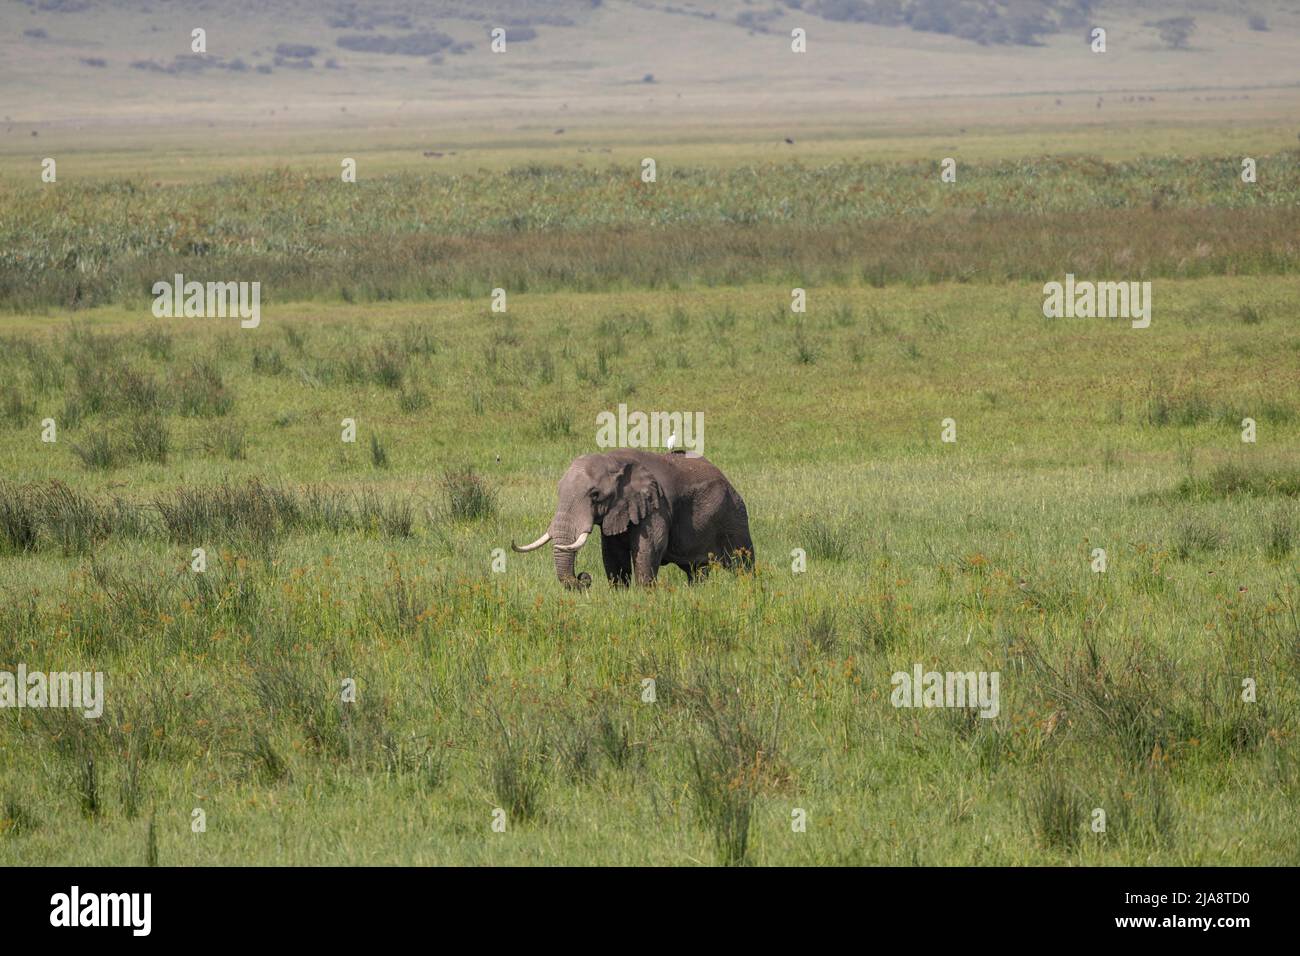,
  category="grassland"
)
[0,259,1298,863]
[4,150,1298,311]
[2,0,1300,859]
